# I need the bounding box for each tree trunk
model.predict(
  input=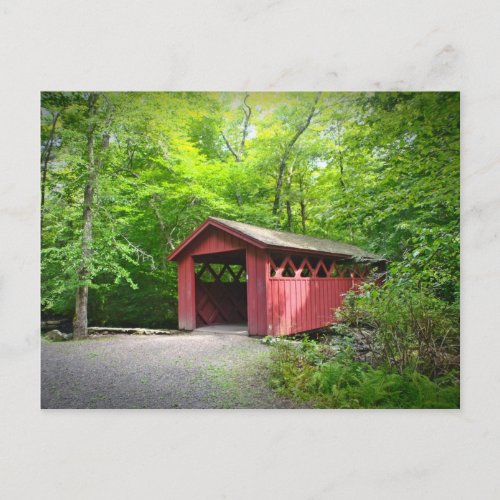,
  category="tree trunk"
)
[240,93,251,152]
[272,92,320,216]
[339,153,346,189]
[298,174,307,234]
[286,200,293,231]
[300,199,307,234]
[221,93,252,206]
[73,93,99,339]
[41,111,60,229]
[284,156,296,231]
